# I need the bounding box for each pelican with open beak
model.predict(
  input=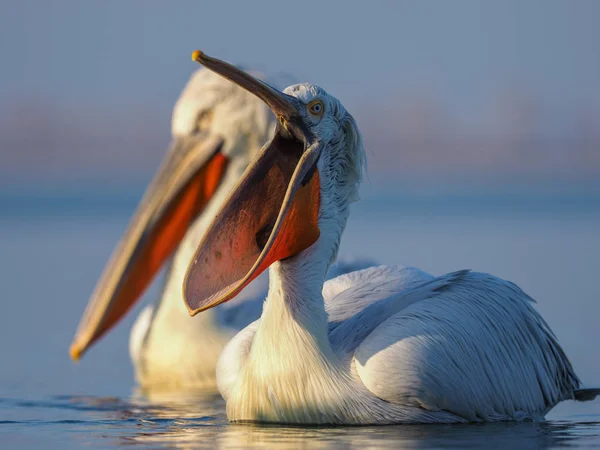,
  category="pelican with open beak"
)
[183,51,599,424]
[70,66,374,390]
